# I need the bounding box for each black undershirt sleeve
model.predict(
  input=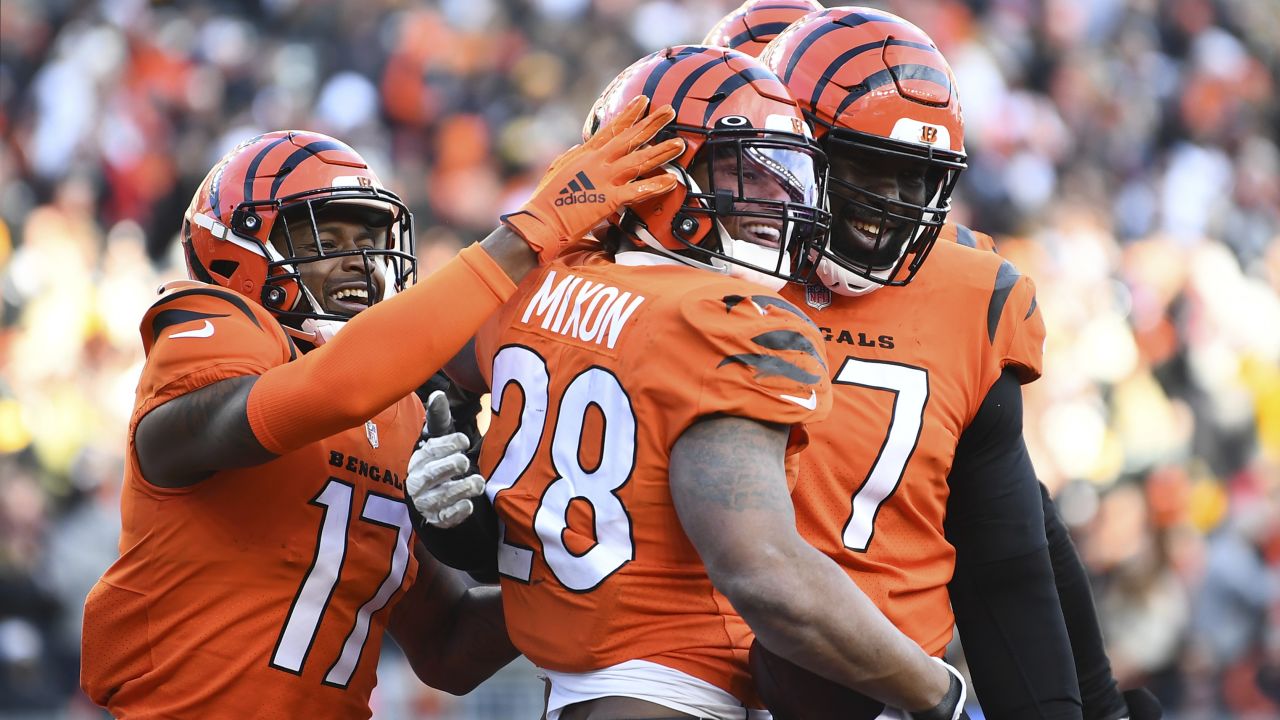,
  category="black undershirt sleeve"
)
[945,368,1082,720]
[1041,483,1129,720]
